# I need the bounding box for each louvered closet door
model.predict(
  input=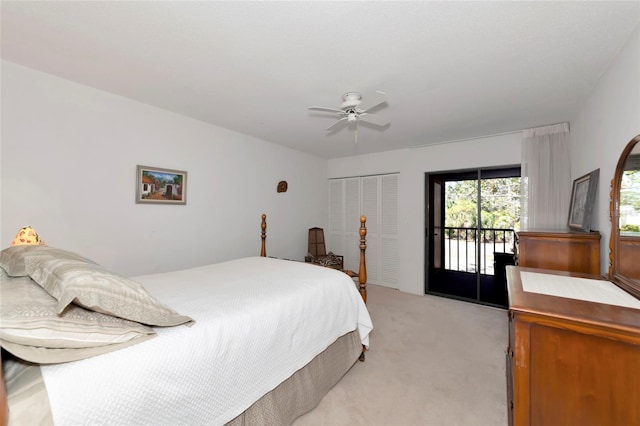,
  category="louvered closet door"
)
[328,178,360,271]
[361,177,380,284]
[362,175,398,288]
[328,179,345,256]
[380,174,399,287]
[329,174,398,288]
